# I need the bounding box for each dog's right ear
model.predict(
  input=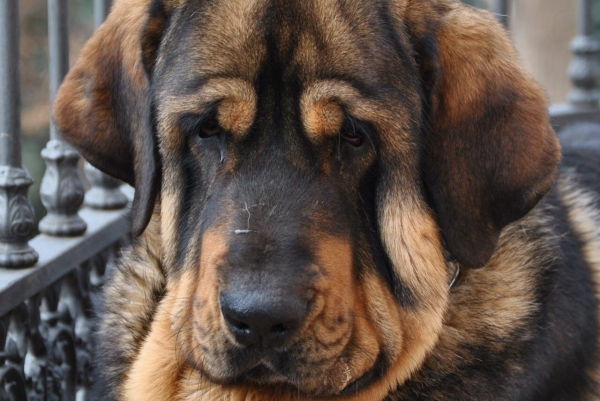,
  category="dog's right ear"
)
[53,0,172,236]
